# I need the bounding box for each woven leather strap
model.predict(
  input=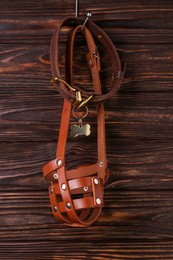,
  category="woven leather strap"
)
[43,17,125,227]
